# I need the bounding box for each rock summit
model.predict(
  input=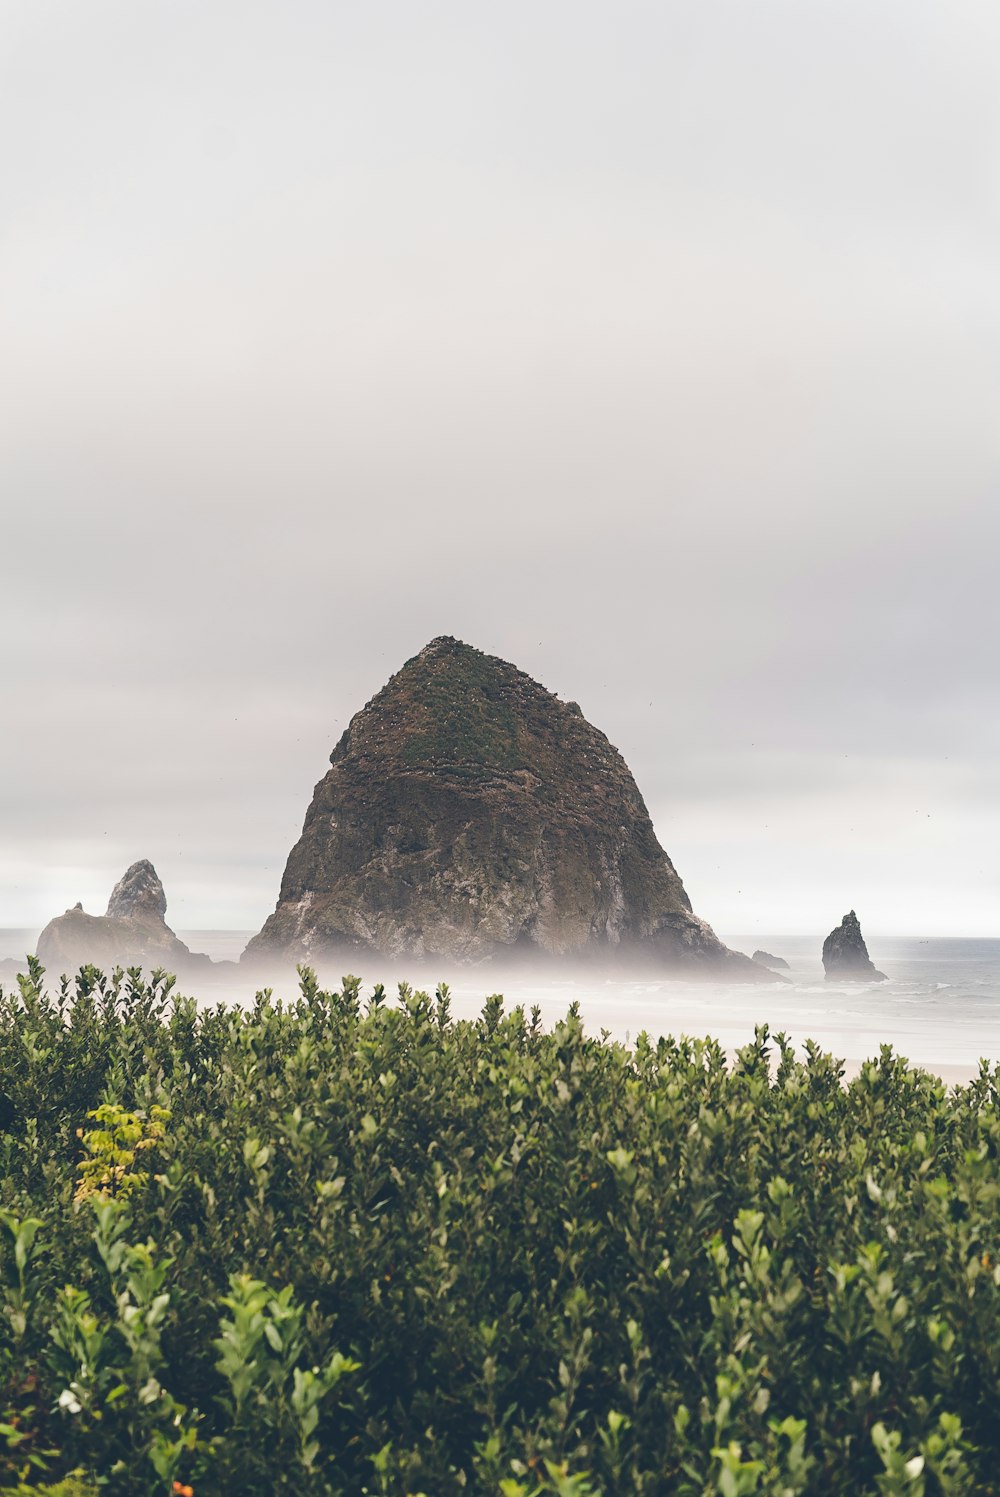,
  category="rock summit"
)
[245,637,764,977]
